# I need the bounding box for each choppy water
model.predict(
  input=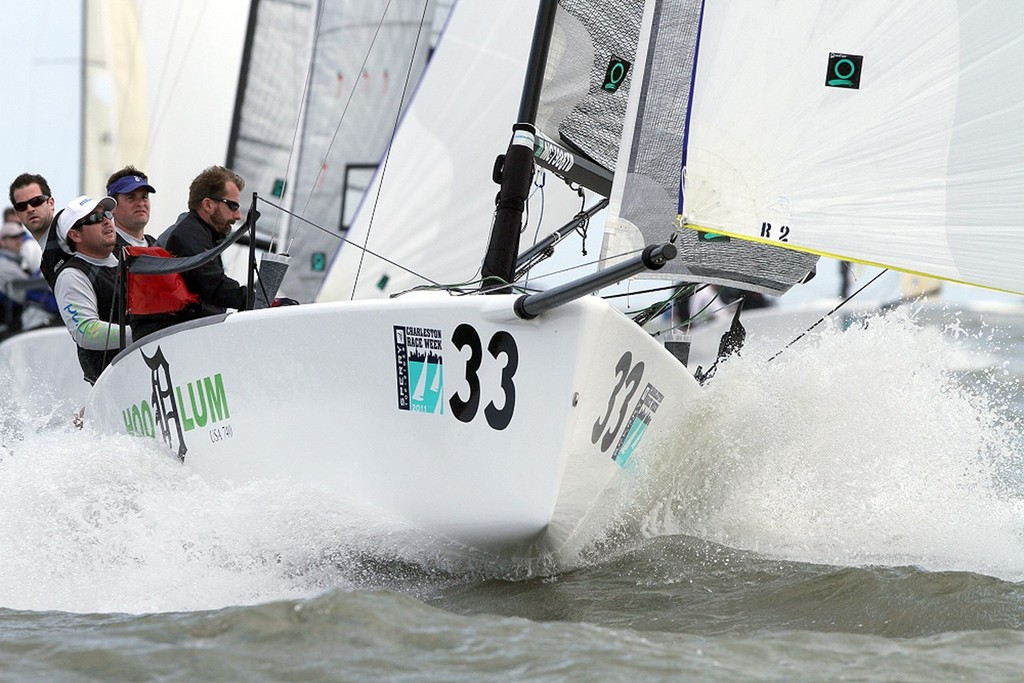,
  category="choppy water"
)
[1,306,1023,681]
